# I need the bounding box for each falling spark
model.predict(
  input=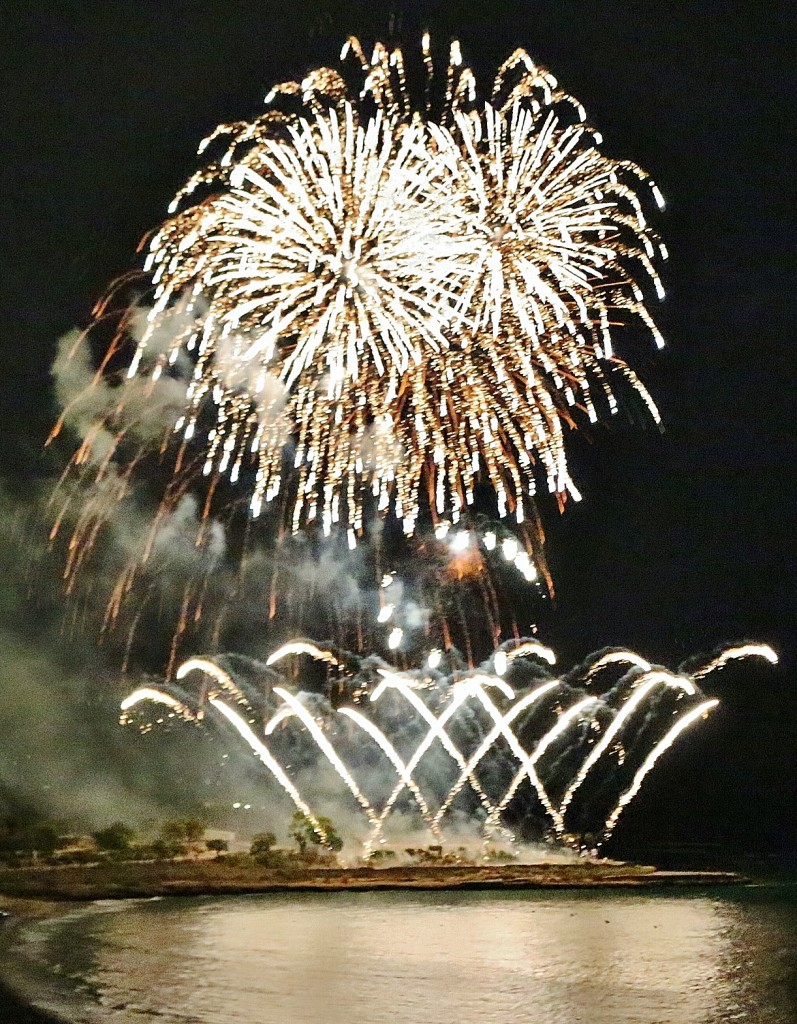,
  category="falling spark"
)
[451,530,471,552]
[377,604,394,624]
